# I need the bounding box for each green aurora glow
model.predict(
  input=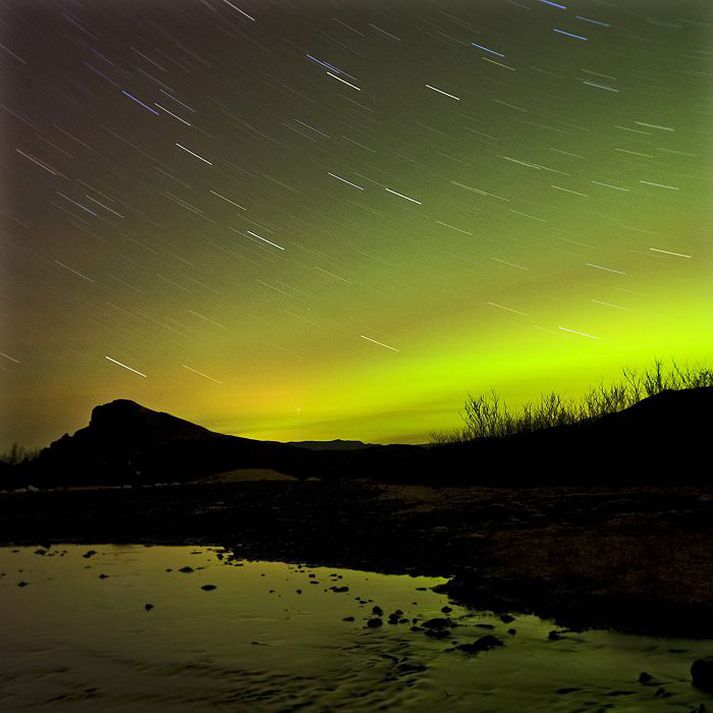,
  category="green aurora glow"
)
[1,0,711,448]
